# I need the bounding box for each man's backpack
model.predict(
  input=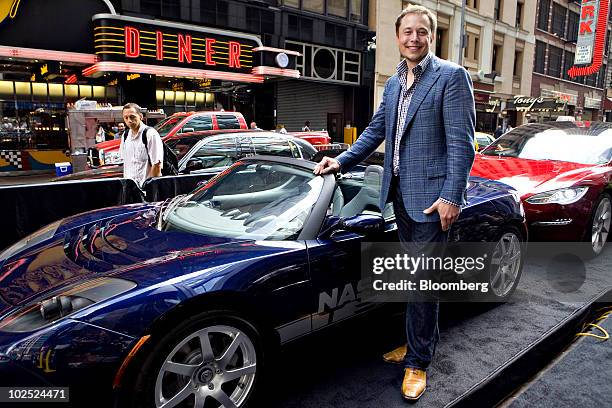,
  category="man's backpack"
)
[123,127,179,176]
